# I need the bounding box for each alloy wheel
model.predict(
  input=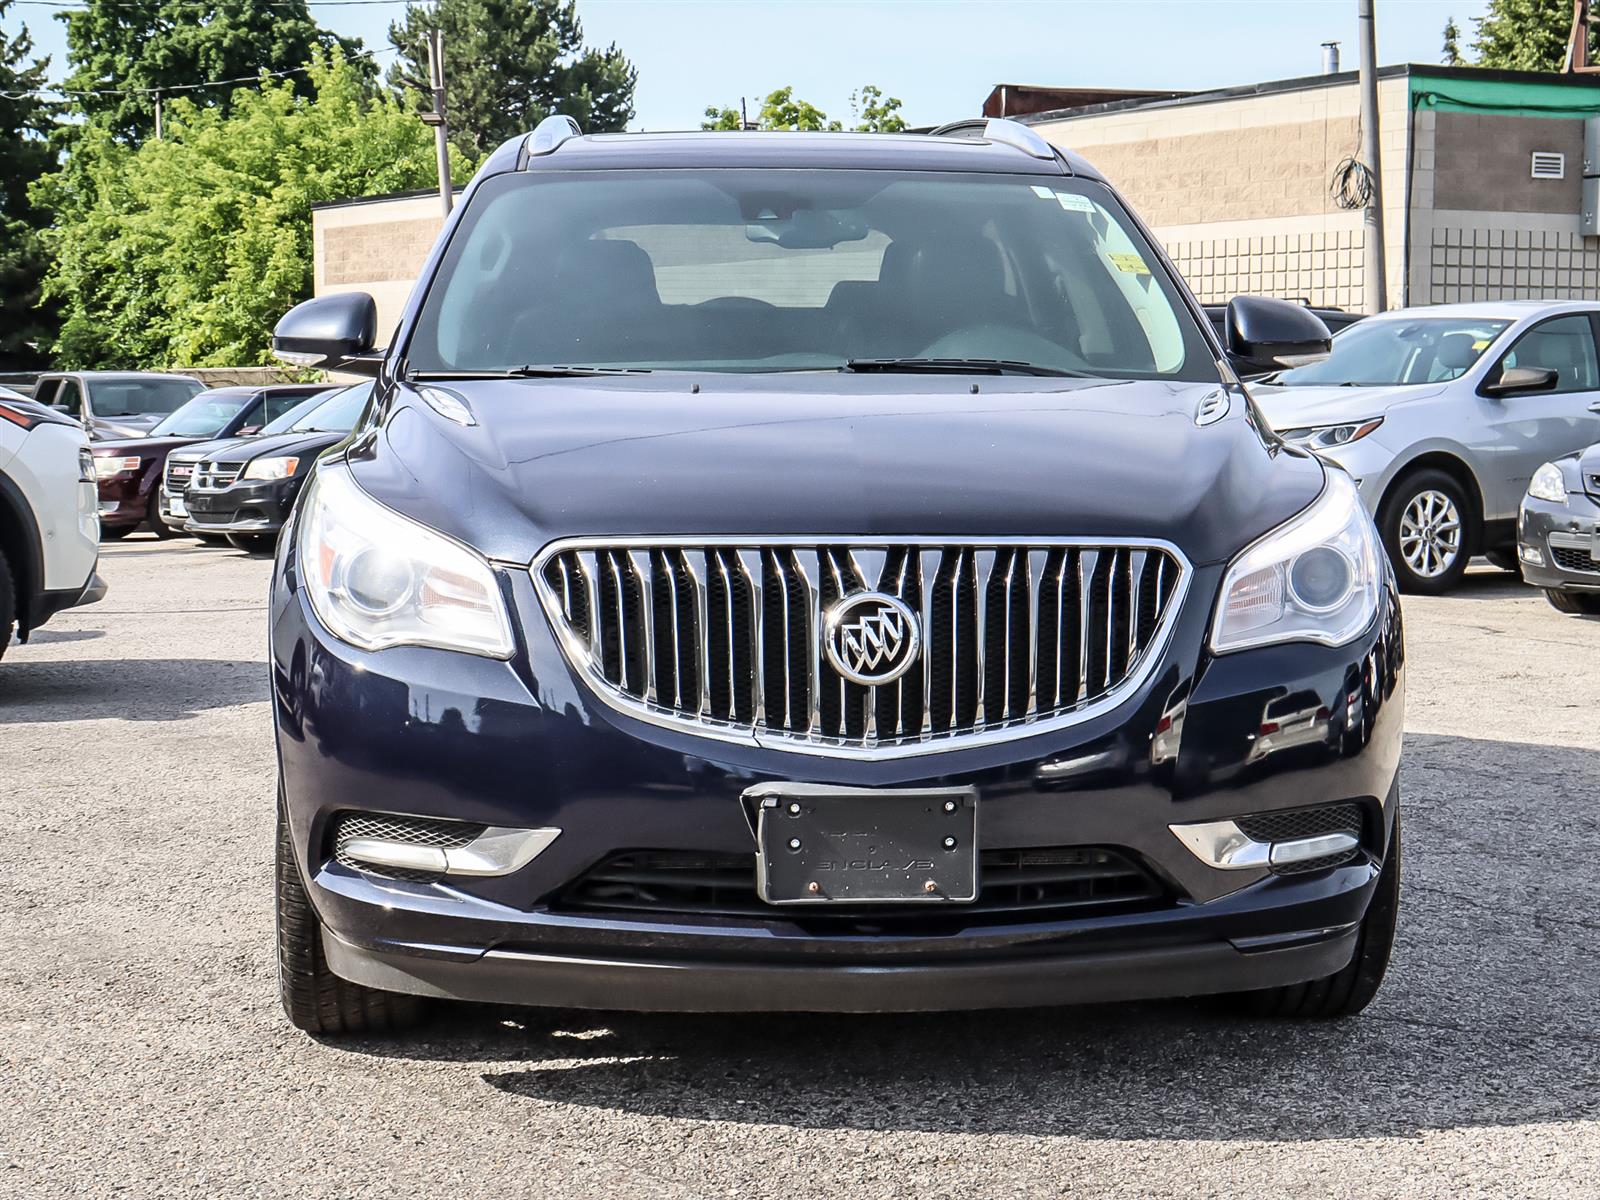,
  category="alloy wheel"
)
[1398,489,1462,579]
